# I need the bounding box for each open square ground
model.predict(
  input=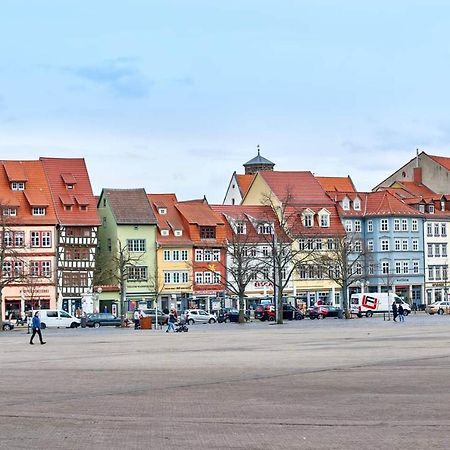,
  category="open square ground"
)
[1,315,450,449]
